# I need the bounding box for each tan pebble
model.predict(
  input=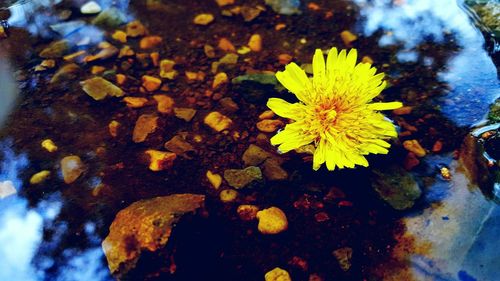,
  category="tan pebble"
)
[256,119,284,133]
[139,36,162,49]
[174,107,197,122]
[278,54,293,65]
[432,140,443,153]
[216,0,234,6]
[206,170,222,189]
[153,95,175,114]
[41,139,58,152]
[362,56,373,64]
[61,155,85,184]
[150,52,160,66]
[145,150,176,171]
[204,44,216,58]
[204,111,233,132]
[403,140,426,157]
[108,120,120,137]
[91,65,106,74]
[265,268,291,281]
[118,45,135,58]
[63,50,87,62]
[259,110,275,120]
[126,20,147,37]
[340,30,357,46]
[393,106,413,115]
[159,59,176,79]
[132,114,158,143]
[30,170,51,185]
[115,74,126,85]
[123,97,148,108]
[220,189,238,203]
[142,75,162,92]
[193,13,214,25]
[237,204,259,221]
[218,38,236,52]
[256,207,288,234]
[275,23,286,31]
[111,30,127,43]
[213,72,228,89]
[248,34,262,52]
